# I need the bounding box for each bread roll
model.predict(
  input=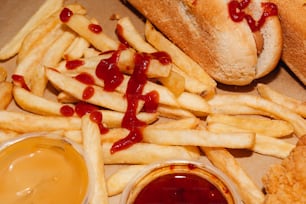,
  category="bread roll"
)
[270,0,306,85]
[127,0,282,85]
